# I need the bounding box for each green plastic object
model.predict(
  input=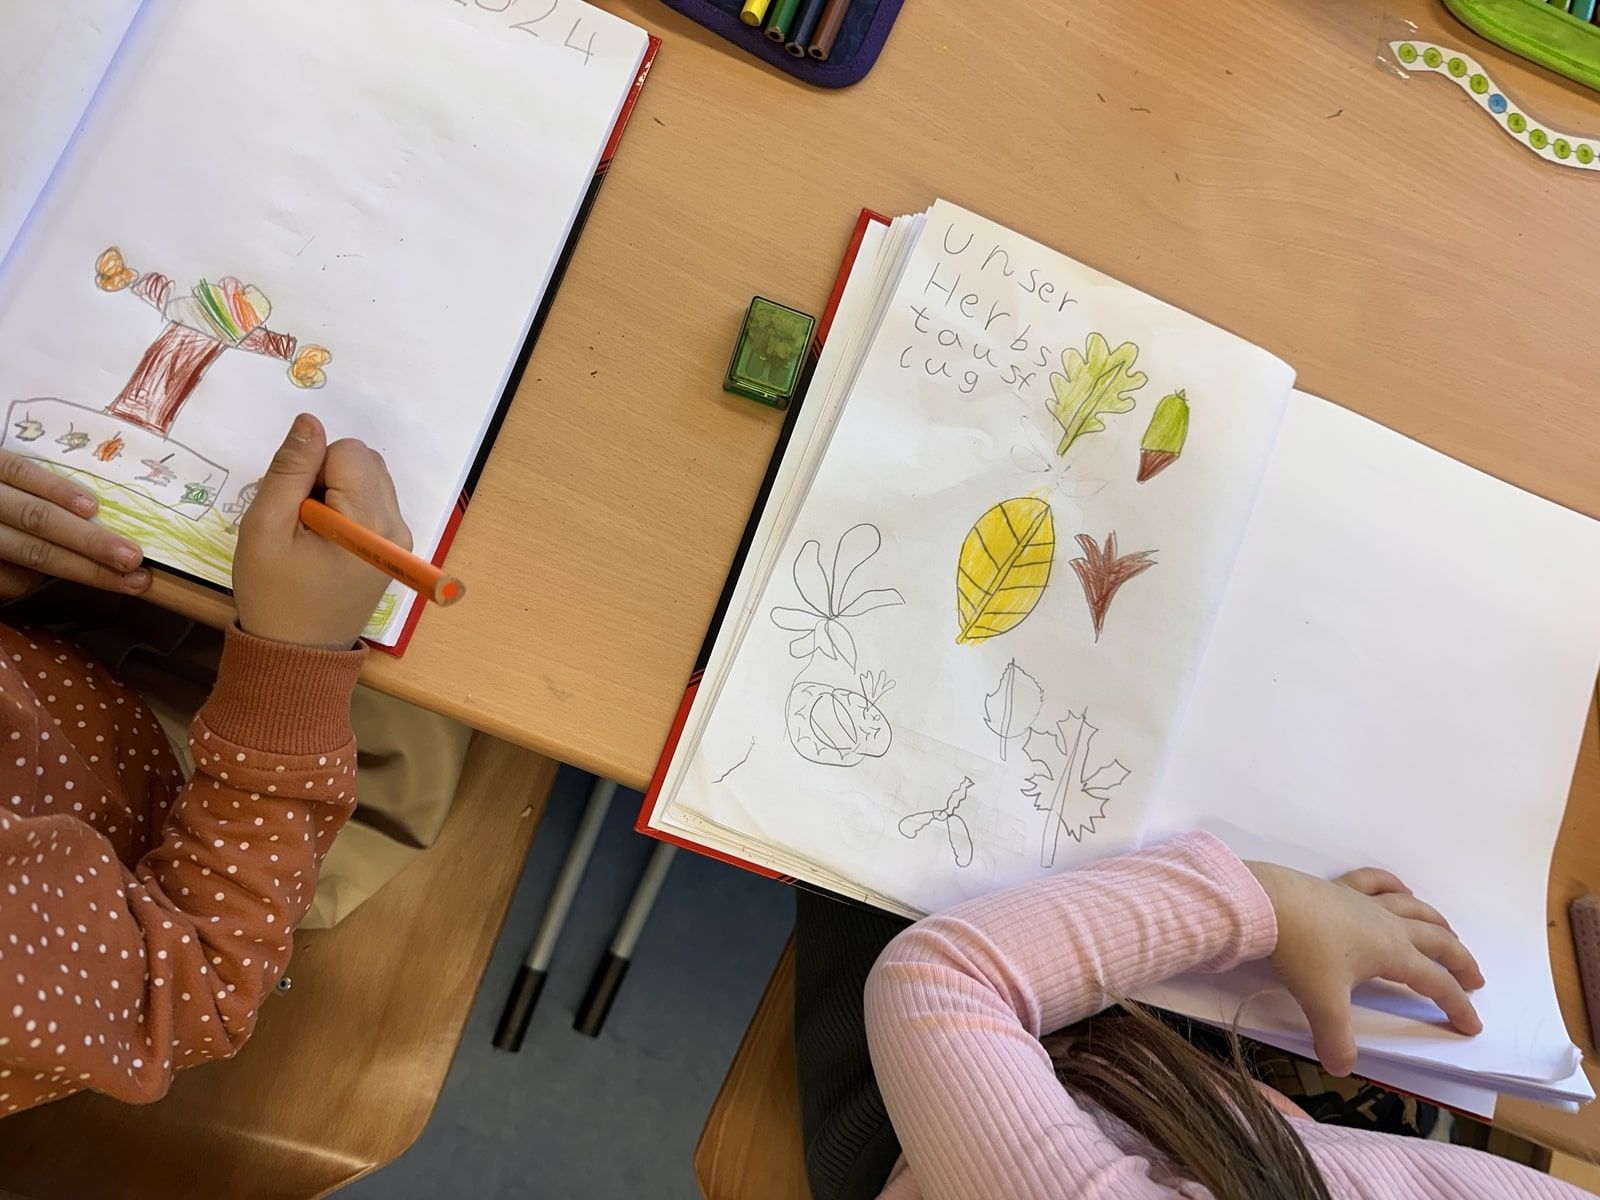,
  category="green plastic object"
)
[723,297,815,409]
[1443,0,1600,93]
